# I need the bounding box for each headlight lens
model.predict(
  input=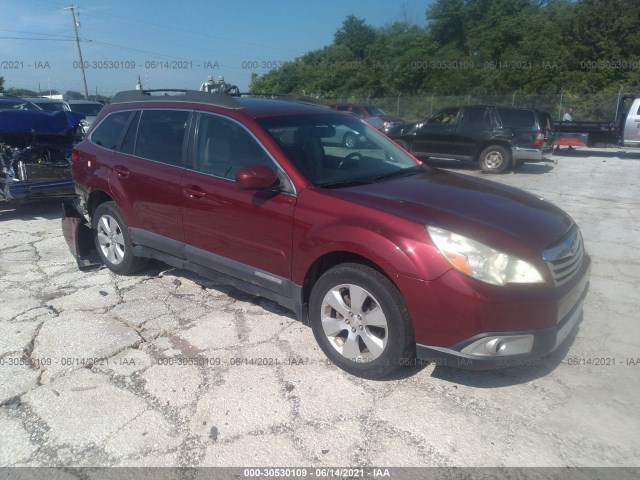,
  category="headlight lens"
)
[427,226,544,286]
